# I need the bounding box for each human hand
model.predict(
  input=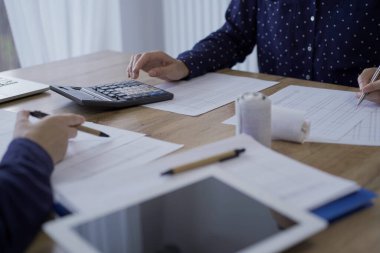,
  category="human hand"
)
[127,51,189,81]
[13,111,85,164]
[357,67,380,104]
